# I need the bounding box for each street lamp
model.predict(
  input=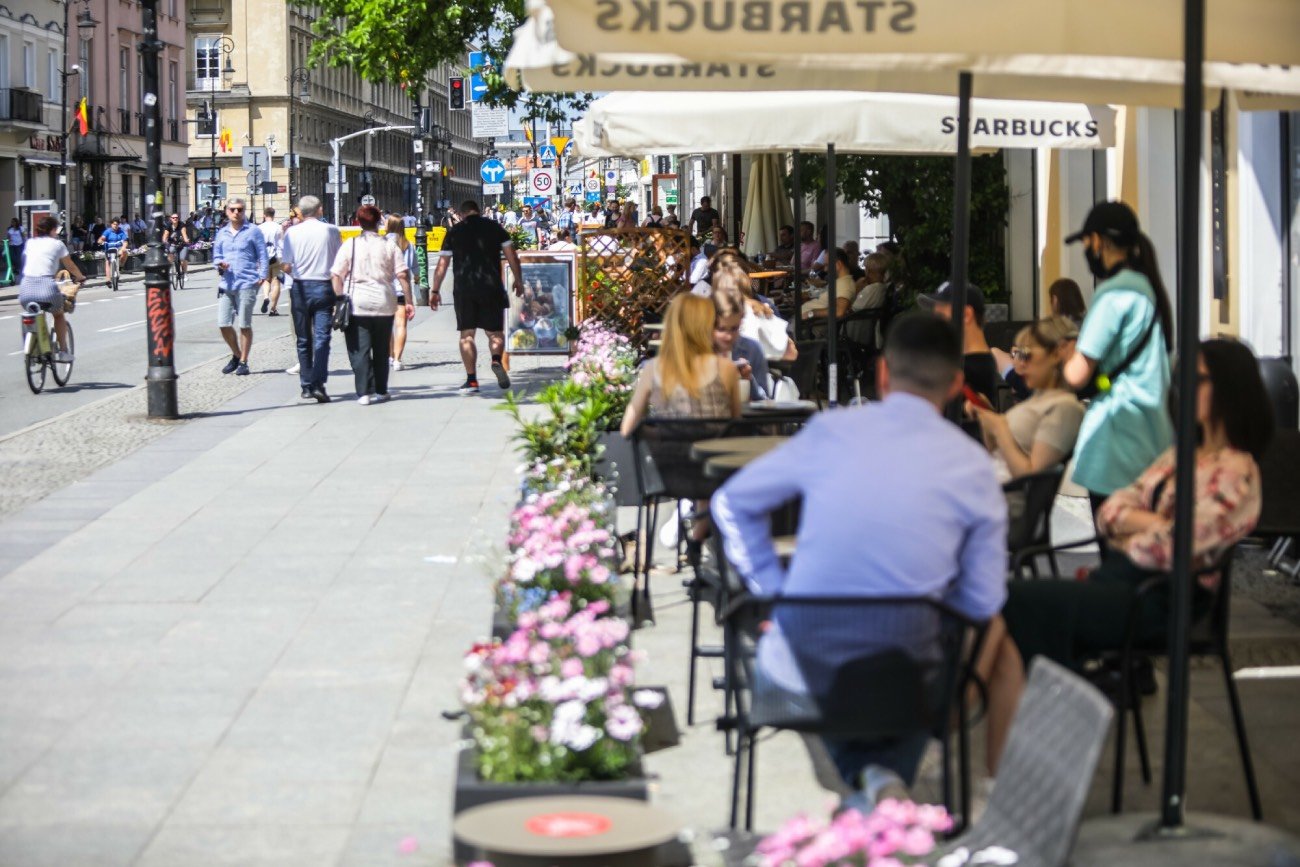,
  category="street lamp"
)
[361,109,377,203]
[286,67,310,206]
[59,0,98,229]
[203,37,235,212]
